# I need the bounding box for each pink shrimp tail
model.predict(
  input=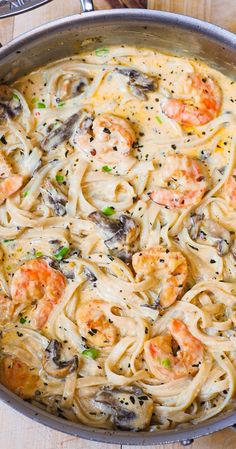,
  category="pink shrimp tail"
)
[0,174,23,205]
